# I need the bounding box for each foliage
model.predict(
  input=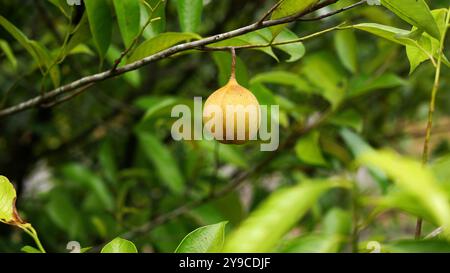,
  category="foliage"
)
[0,0,450,254]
